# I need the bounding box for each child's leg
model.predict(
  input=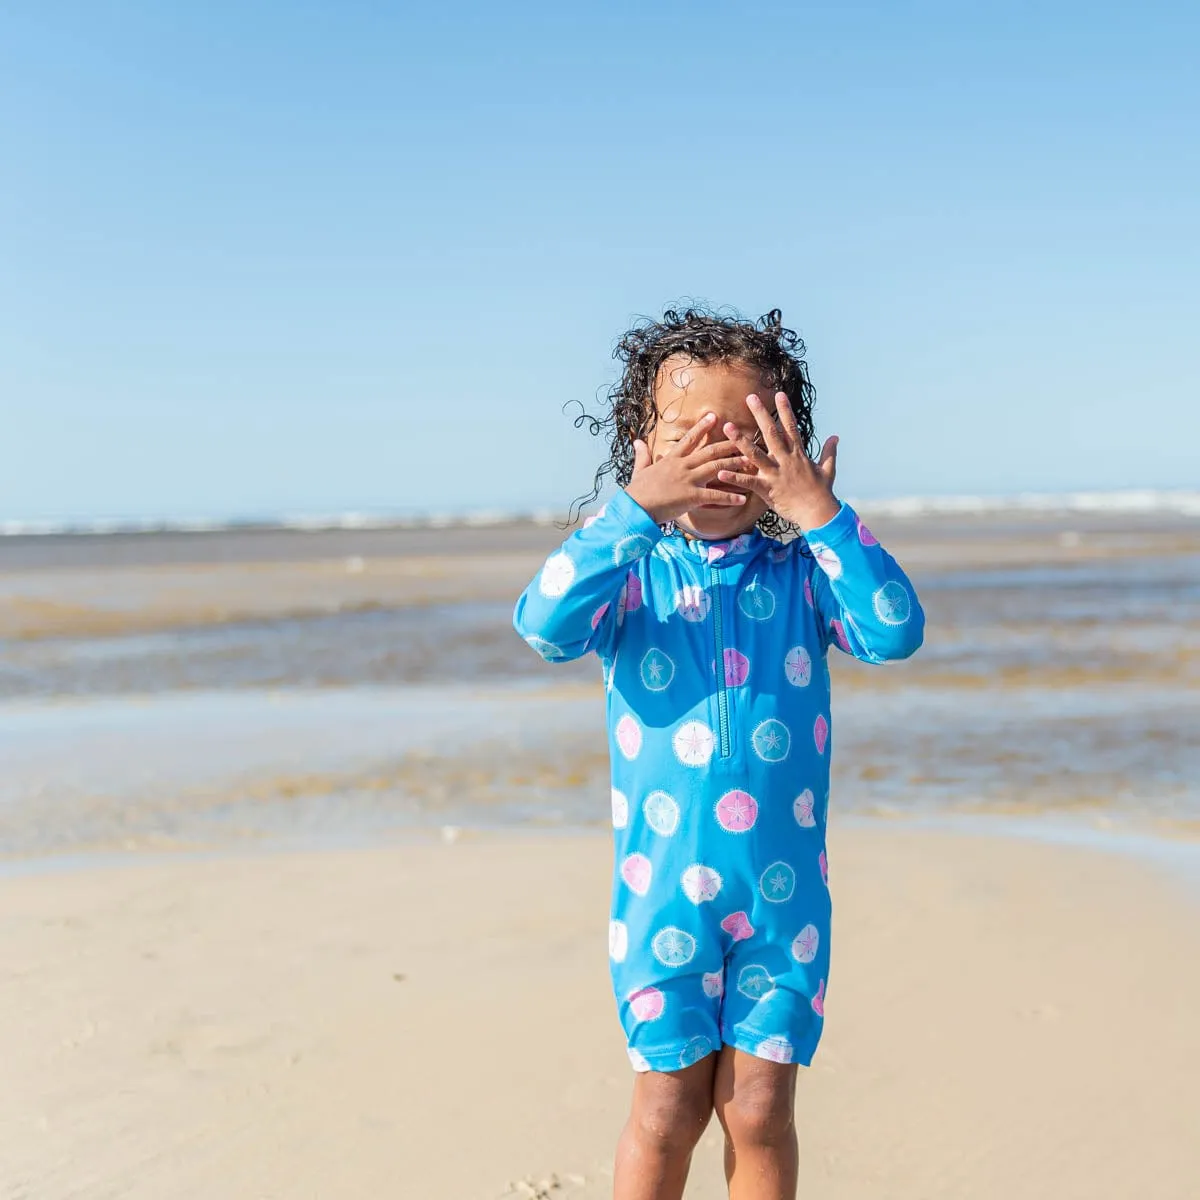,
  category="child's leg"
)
[712,1046,799,1200]
[613,1055,717,1200]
